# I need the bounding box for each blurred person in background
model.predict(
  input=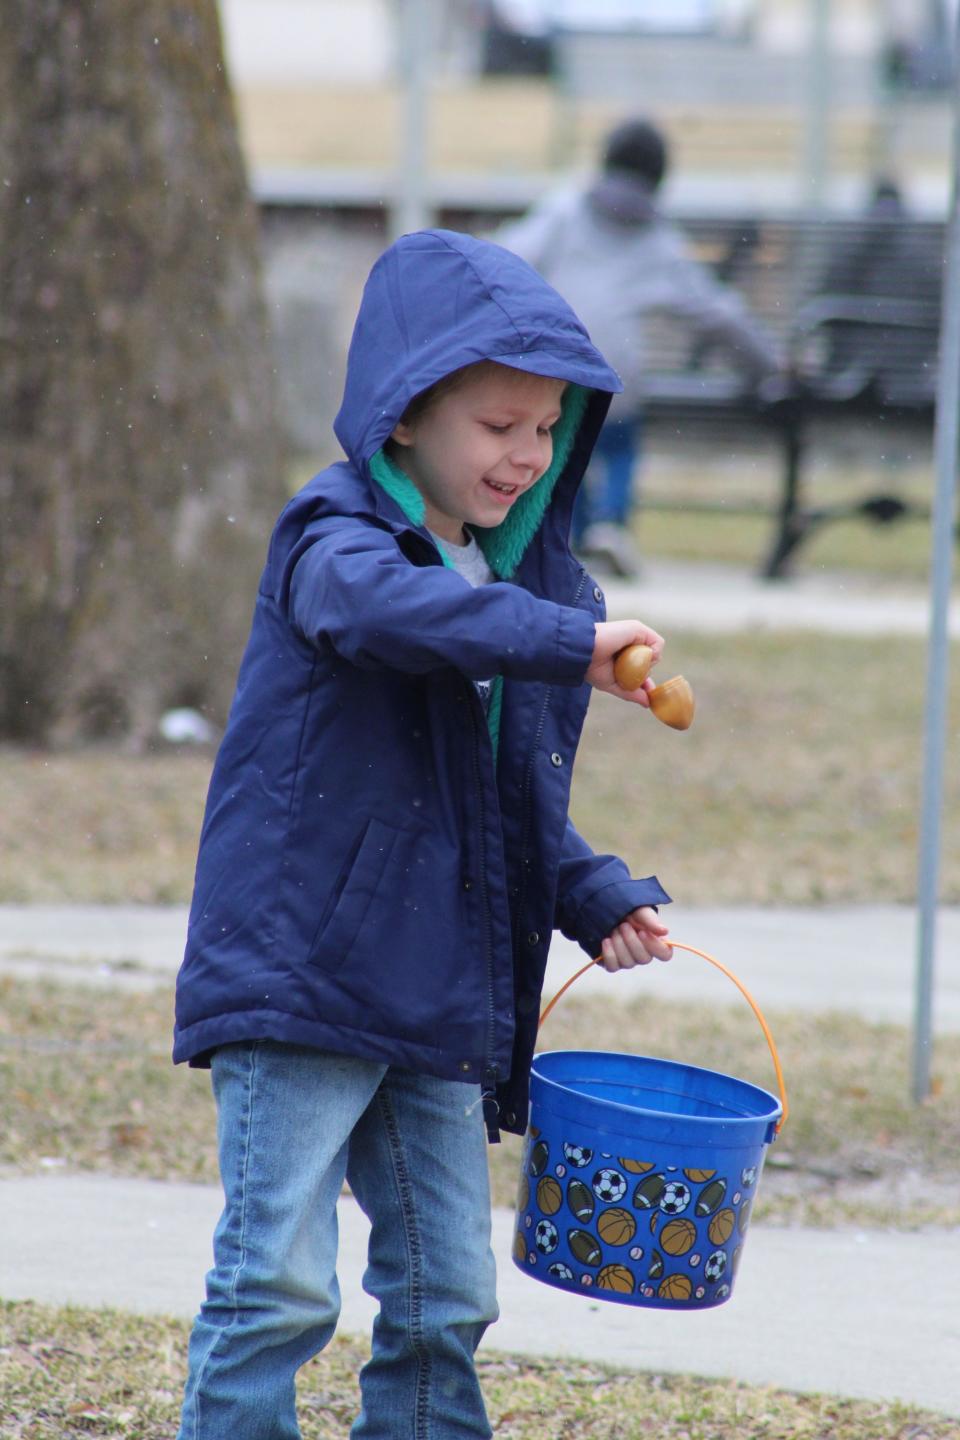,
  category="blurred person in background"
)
[496,116,782,577]
[813,177,942,399]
